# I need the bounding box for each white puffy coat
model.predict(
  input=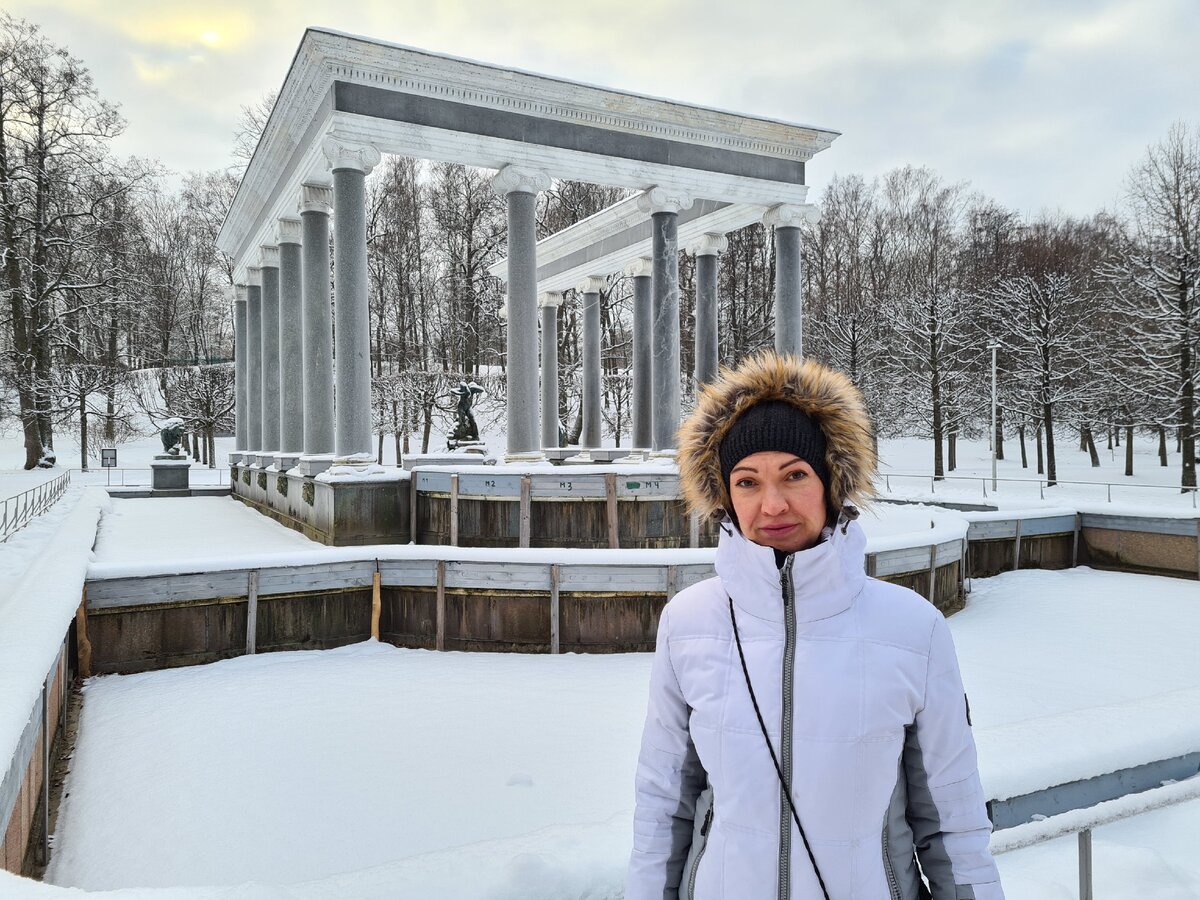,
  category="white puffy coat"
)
[627,516,1004,900]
